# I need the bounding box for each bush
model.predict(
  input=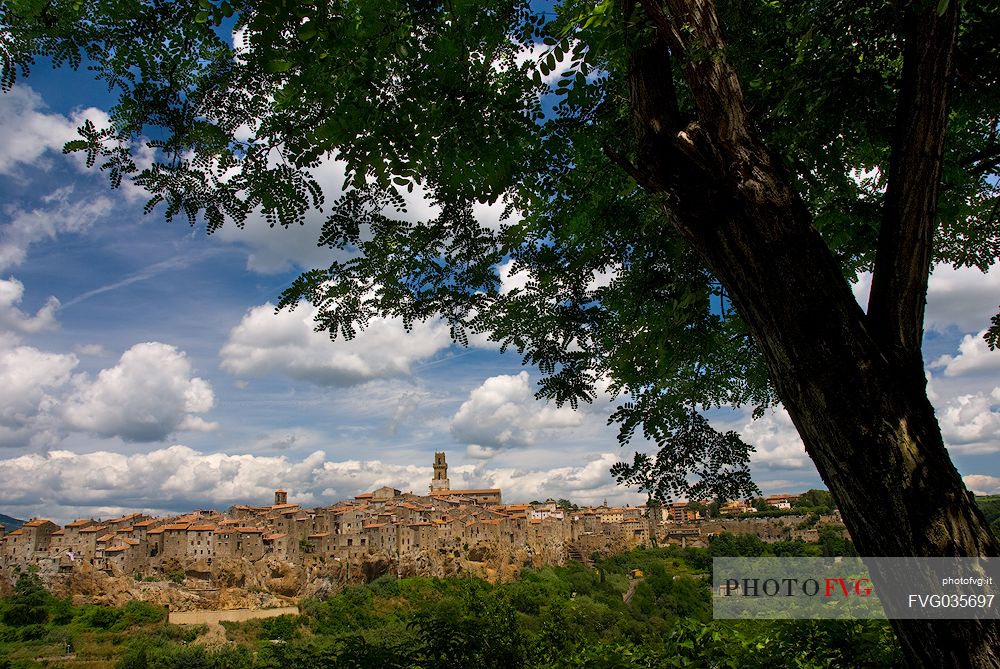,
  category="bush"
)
[83,605,123,630]
[116,601,168,629]
[259,615,299,641]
